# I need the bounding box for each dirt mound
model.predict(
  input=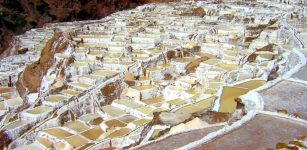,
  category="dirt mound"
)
[16,32,68,98]
[0,131,11,149]
[186,56,210,74]
[101,80,123,105]
[181,7,206,17]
